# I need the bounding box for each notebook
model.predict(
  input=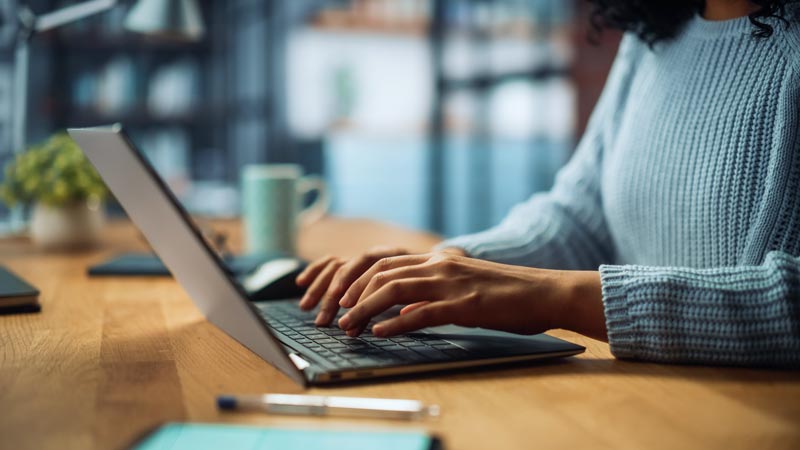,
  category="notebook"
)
[130,423,440,450]
[0,266,40,314]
